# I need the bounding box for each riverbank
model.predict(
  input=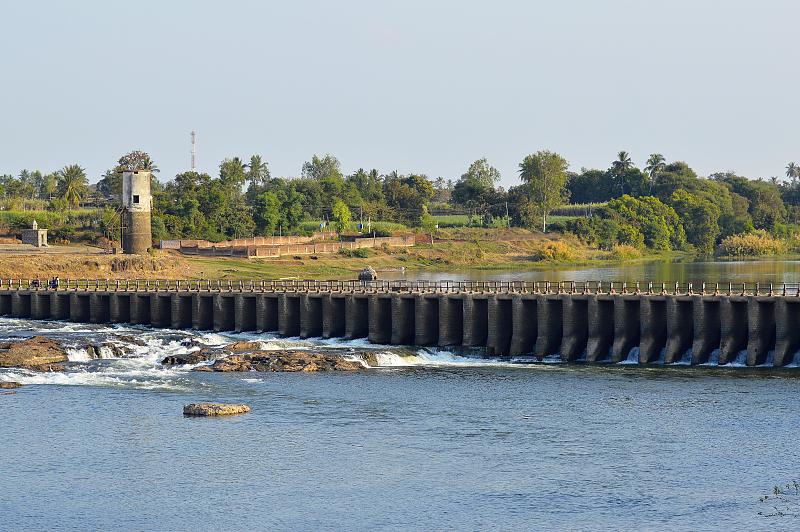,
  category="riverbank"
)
[0,232,697,281]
